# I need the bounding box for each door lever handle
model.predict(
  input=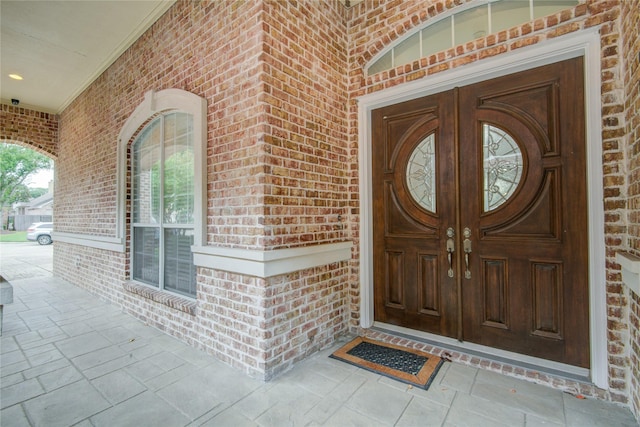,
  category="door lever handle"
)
[446,227,455,278]
[463,227,472,279]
